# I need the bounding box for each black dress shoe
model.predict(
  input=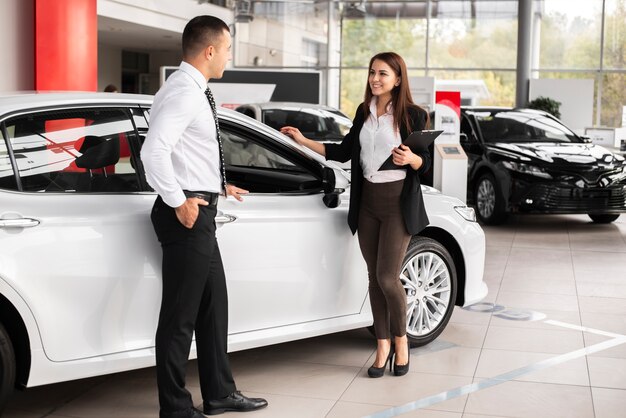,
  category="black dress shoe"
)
[191,407,207,417]
[204,391,268,415]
